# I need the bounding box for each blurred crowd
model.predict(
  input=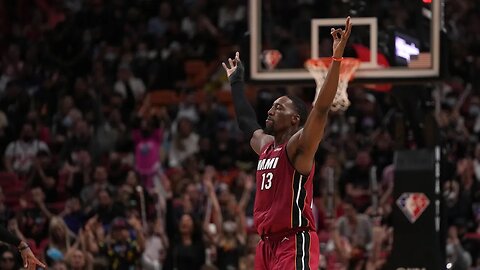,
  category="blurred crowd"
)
[0,0,478,270]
